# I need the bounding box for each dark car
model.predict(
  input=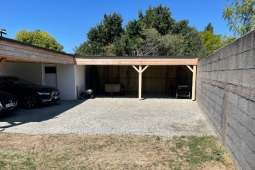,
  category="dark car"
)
[0,76,60,108]
[176,85,190,99]
[0,91,18,115]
